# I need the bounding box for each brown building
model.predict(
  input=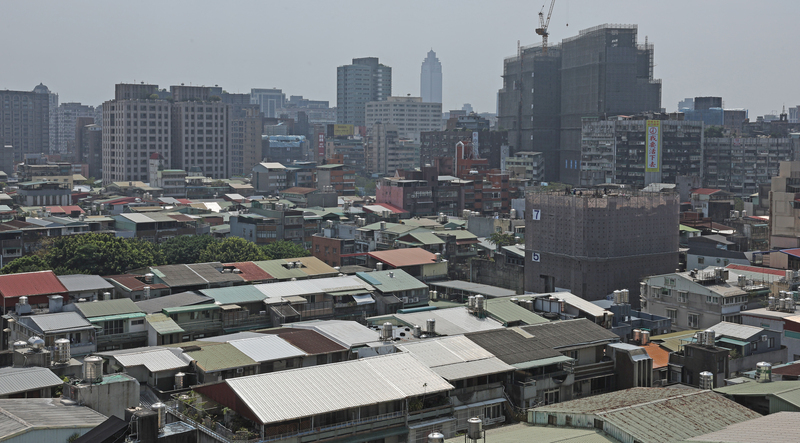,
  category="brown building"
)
[315,163,355,196]
[312,234,355,268]
[525,189,679,304]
